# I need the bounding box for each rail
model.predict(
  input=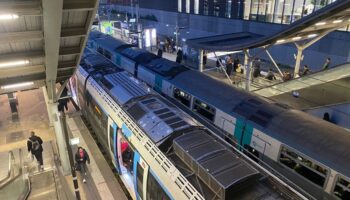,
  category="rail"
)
[82,71,205,200]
